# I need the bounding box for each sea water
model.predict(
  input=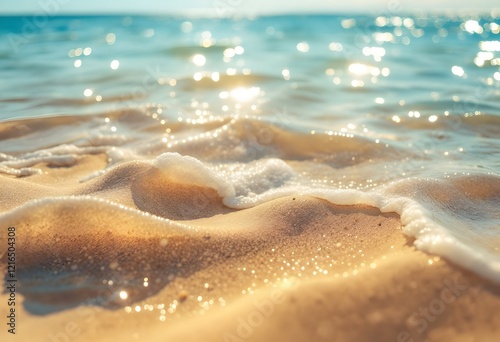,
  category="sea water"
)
[0,14,499,283]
